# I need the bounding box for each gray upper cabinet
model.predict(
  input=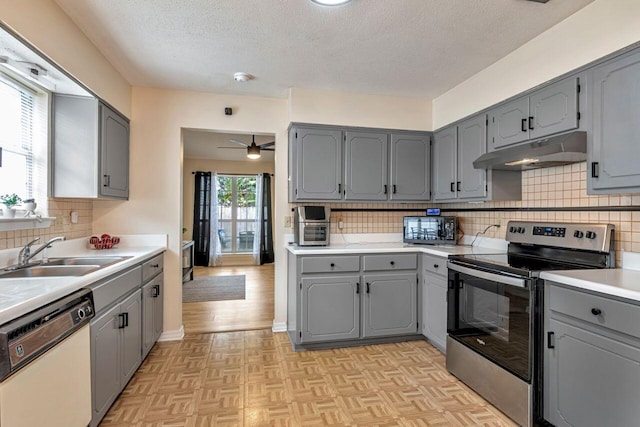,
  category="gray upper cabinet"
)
[390,134,430,201]
[289,123,431,202]
[345,131,388,201]
[52,95,130,199]
[432,126,457,201]
[100,104,130,198]
[488,77,579,151]
[588,49,640,194]
[362,272,418,338]
[457,115,487,199]
[291,127,343,200]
